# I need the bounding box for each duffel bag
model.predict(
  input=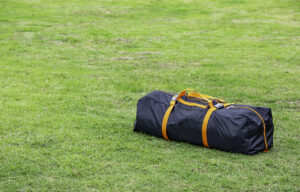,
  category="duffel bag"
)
[133,89,274,155]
